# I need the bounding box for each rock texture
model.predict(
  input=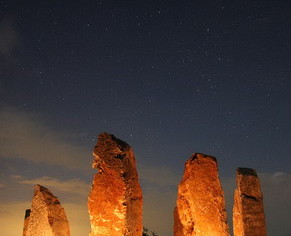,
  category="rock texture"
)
[174,153,230,236]
[233,168,266,236]
[88,133,143,236]
[22,209,31,236]
[23,184,70,236]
